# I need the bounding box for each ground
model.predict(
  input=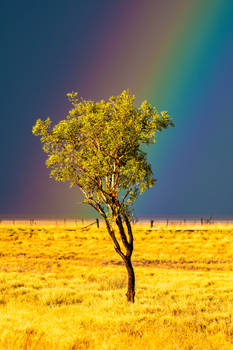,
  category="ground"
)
[0,221,233,349]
